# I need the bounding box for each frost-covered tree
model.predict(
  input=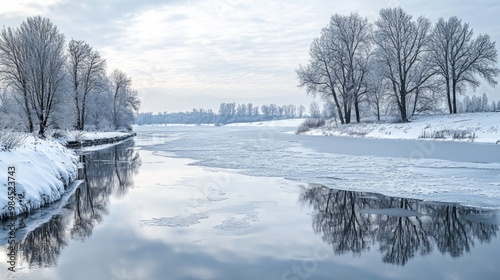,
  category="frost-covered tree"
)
[430,17,499,114]
[366,60,390,121]
[86,80,114,130]
[109,69,140,130]
[297,37,344,123]
[19,16,67,136]
[374,7,434,122]
[325,13,371,123]
[0,24,35,132]
[0,88,27,130]
[297,13,371,124]
[68,39,107,130]
[322,98,337,120]
[298,105,306,118]
[309,101,321,118]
